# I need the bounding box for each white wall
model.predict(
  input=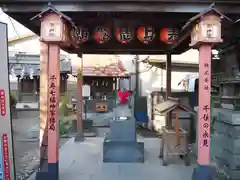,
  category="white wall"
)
[8,35,68,55]
[118,50,199,96]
